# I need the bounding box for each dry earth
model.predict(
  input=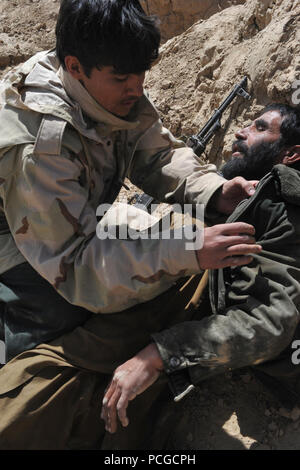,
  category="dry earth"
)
[140,0,247,42]
[145,0,300,166]
[0,0,300,450]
